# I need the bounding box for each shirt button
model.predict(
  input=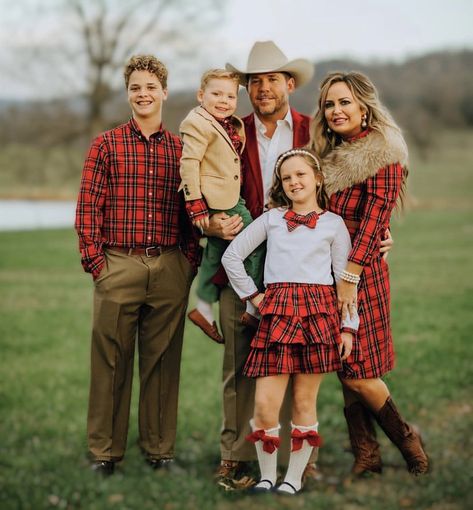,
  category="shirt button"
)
[149,170,153,175]
[148,214,152,218]
[148,192,152,196]
[234,158,239,163]
[150,148,154,153]
[147,235,152,241]
[234,175,239,180]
